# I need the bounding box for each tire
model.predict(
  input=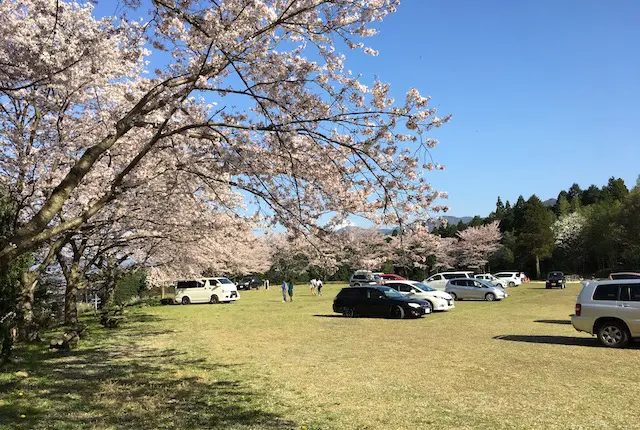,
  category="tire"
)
[343,307,355,318]
[597,321,629,348]
[508,281,515,287]
[210,295,219,304]
[449,292,457,301]
[546,285,550,289]
[181,296,191,305]
[391,305,405,319]
[485,293,496,302]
